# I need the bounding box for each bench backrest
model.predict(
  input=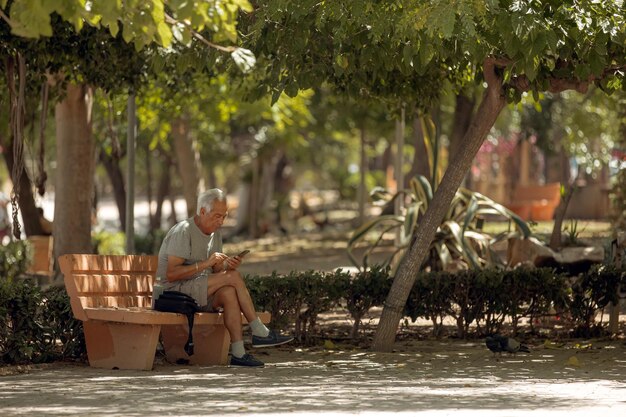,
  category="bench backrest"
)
[26,236,54,276]
[513,182,561,203]
[58,254,158,321]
